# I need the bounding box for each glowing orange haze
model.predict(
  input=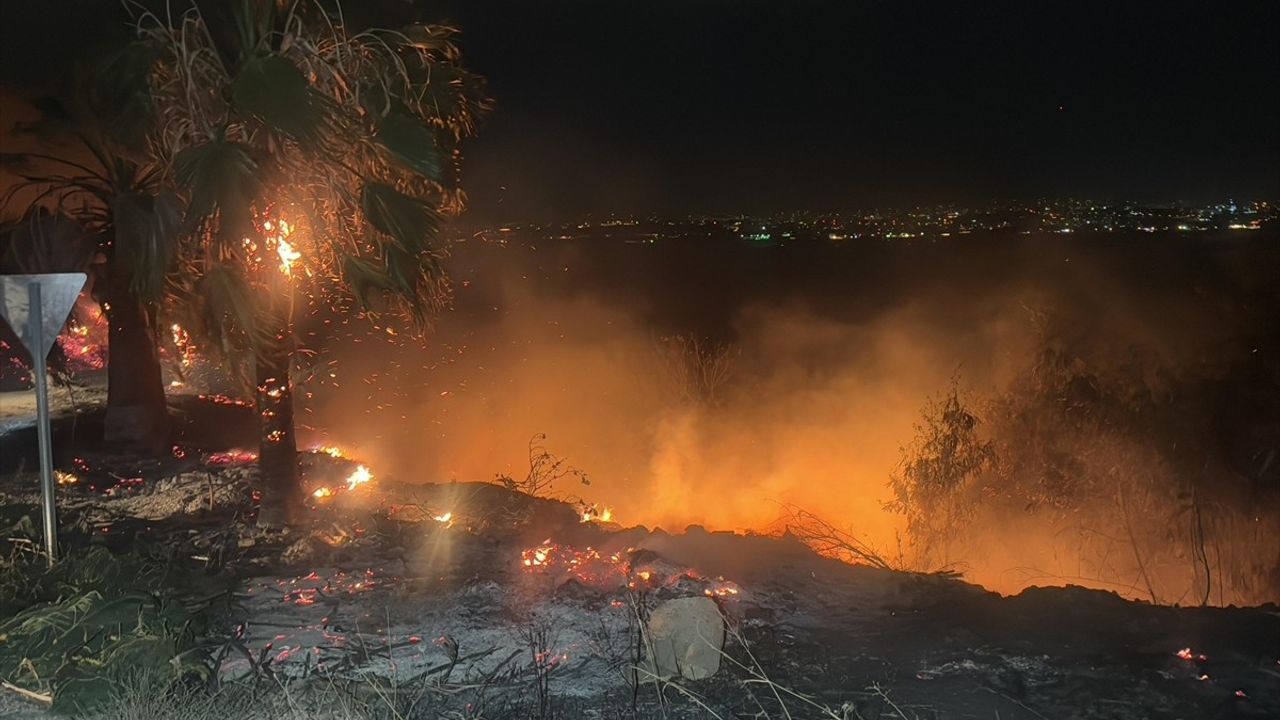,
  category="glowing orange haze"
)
[306,240,1279,605]
[313,272,1033,575]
